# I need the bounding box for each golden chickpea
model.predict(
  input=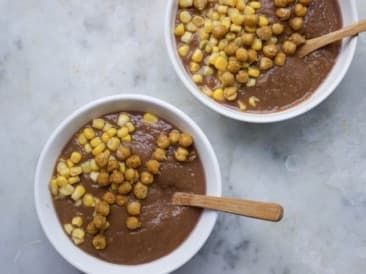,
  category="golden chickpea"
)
[236,70,249,84]
[156,134,170,149]
[289,33,306,46]
[282,40,297,55]
[294,3,308,17]
[110,170,124,184]
[174,147,189,162]
[179,133,193,147]
[243,14,259,27]
[272,23,284,35]
[95,201,110,216]
[127,201,141,215]
[227,59,241,73]
[274,0,288,7]
[92,234,107,250]
[220,71,235,86]
[242,33,255,46]
[107,159,119,172]
[299,0,312,6]
[145,159,160,175]
[118,182,132,195]
[224,43,238,56]
[289,17,304,31]
[256,26,272,41]
[93,215,107,229]
[86,222,98,235]
[116,145,131,161]
[193,0,207,10]
[224,86,238,101]
[168,129,180,144]
[276,8,291,21]
[263,44,278,58]
[125,168,139,182]
[126,155,142,168]
[97,171,110,187]
[126,216,141,230]
[212,24,227,39]
[116,195,128,206]
[103,191,116,204]
[95,150,110,168]
[259,57,273,71]
[235,48,248,62]
[141,171,154,185]
[274,52,287,66]
[153,148,167,161]
[247,49,258,63]
[133,182,148,199]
